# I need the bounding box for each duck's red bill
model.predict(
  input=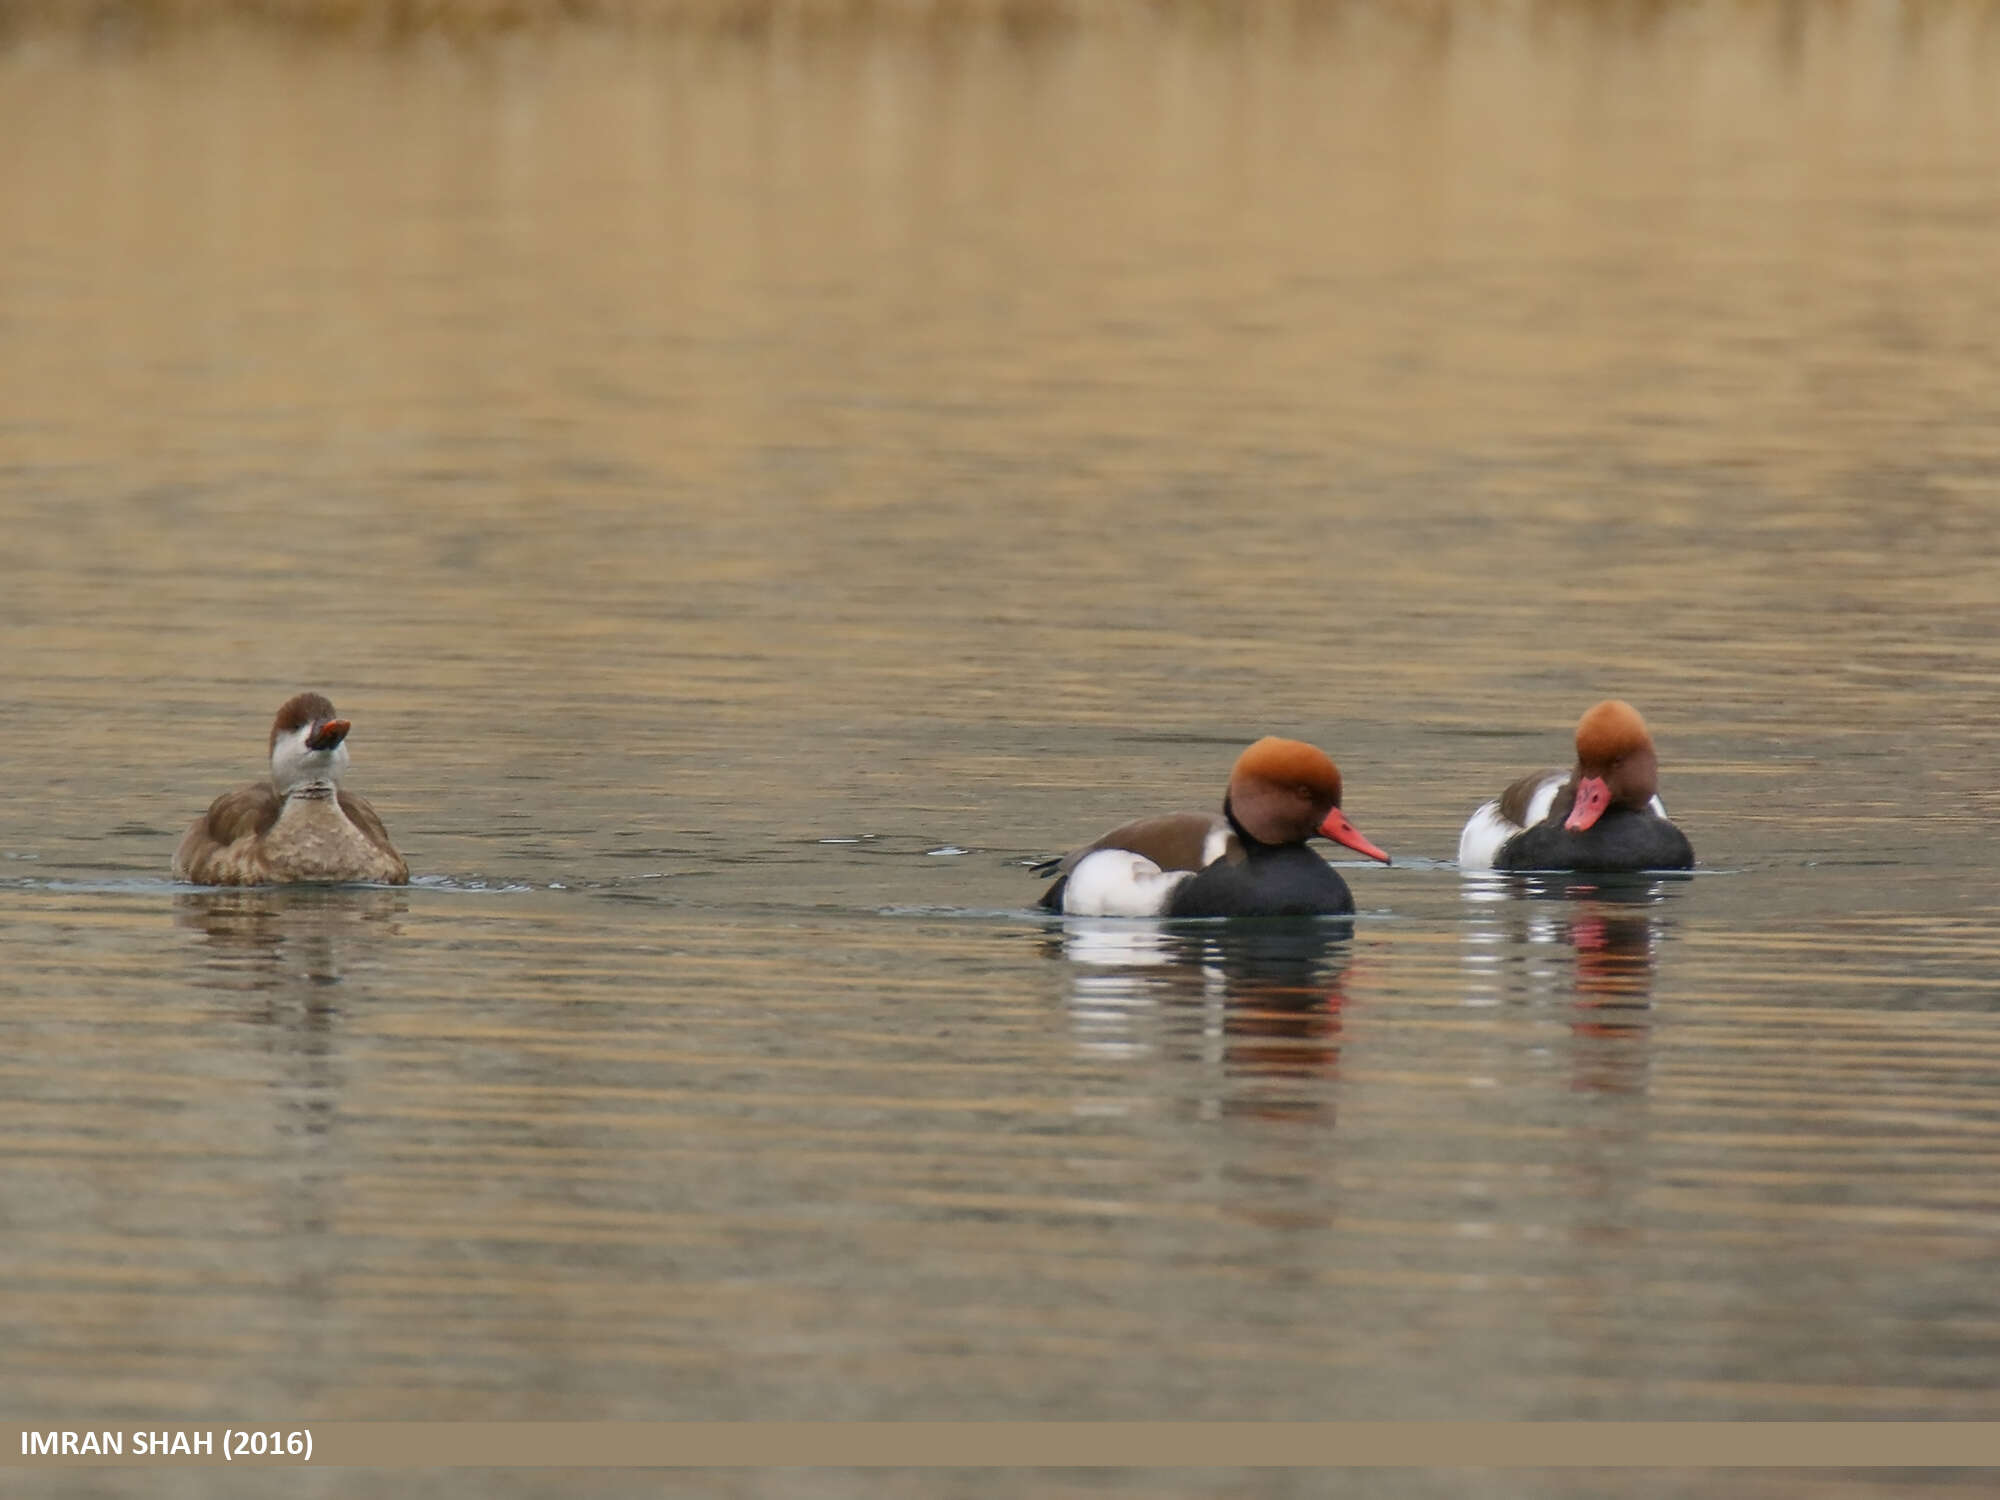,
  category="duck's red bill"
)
[307,719,351,752]
[1564,776,1610,831]
[1319,808,1390,864]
